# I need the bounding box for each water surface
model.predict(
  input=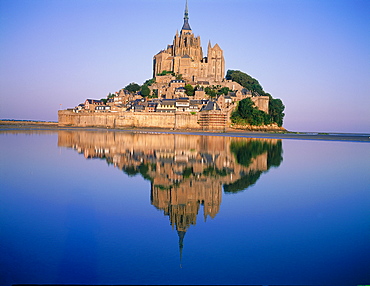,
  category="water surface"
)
[0,130,369,285]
